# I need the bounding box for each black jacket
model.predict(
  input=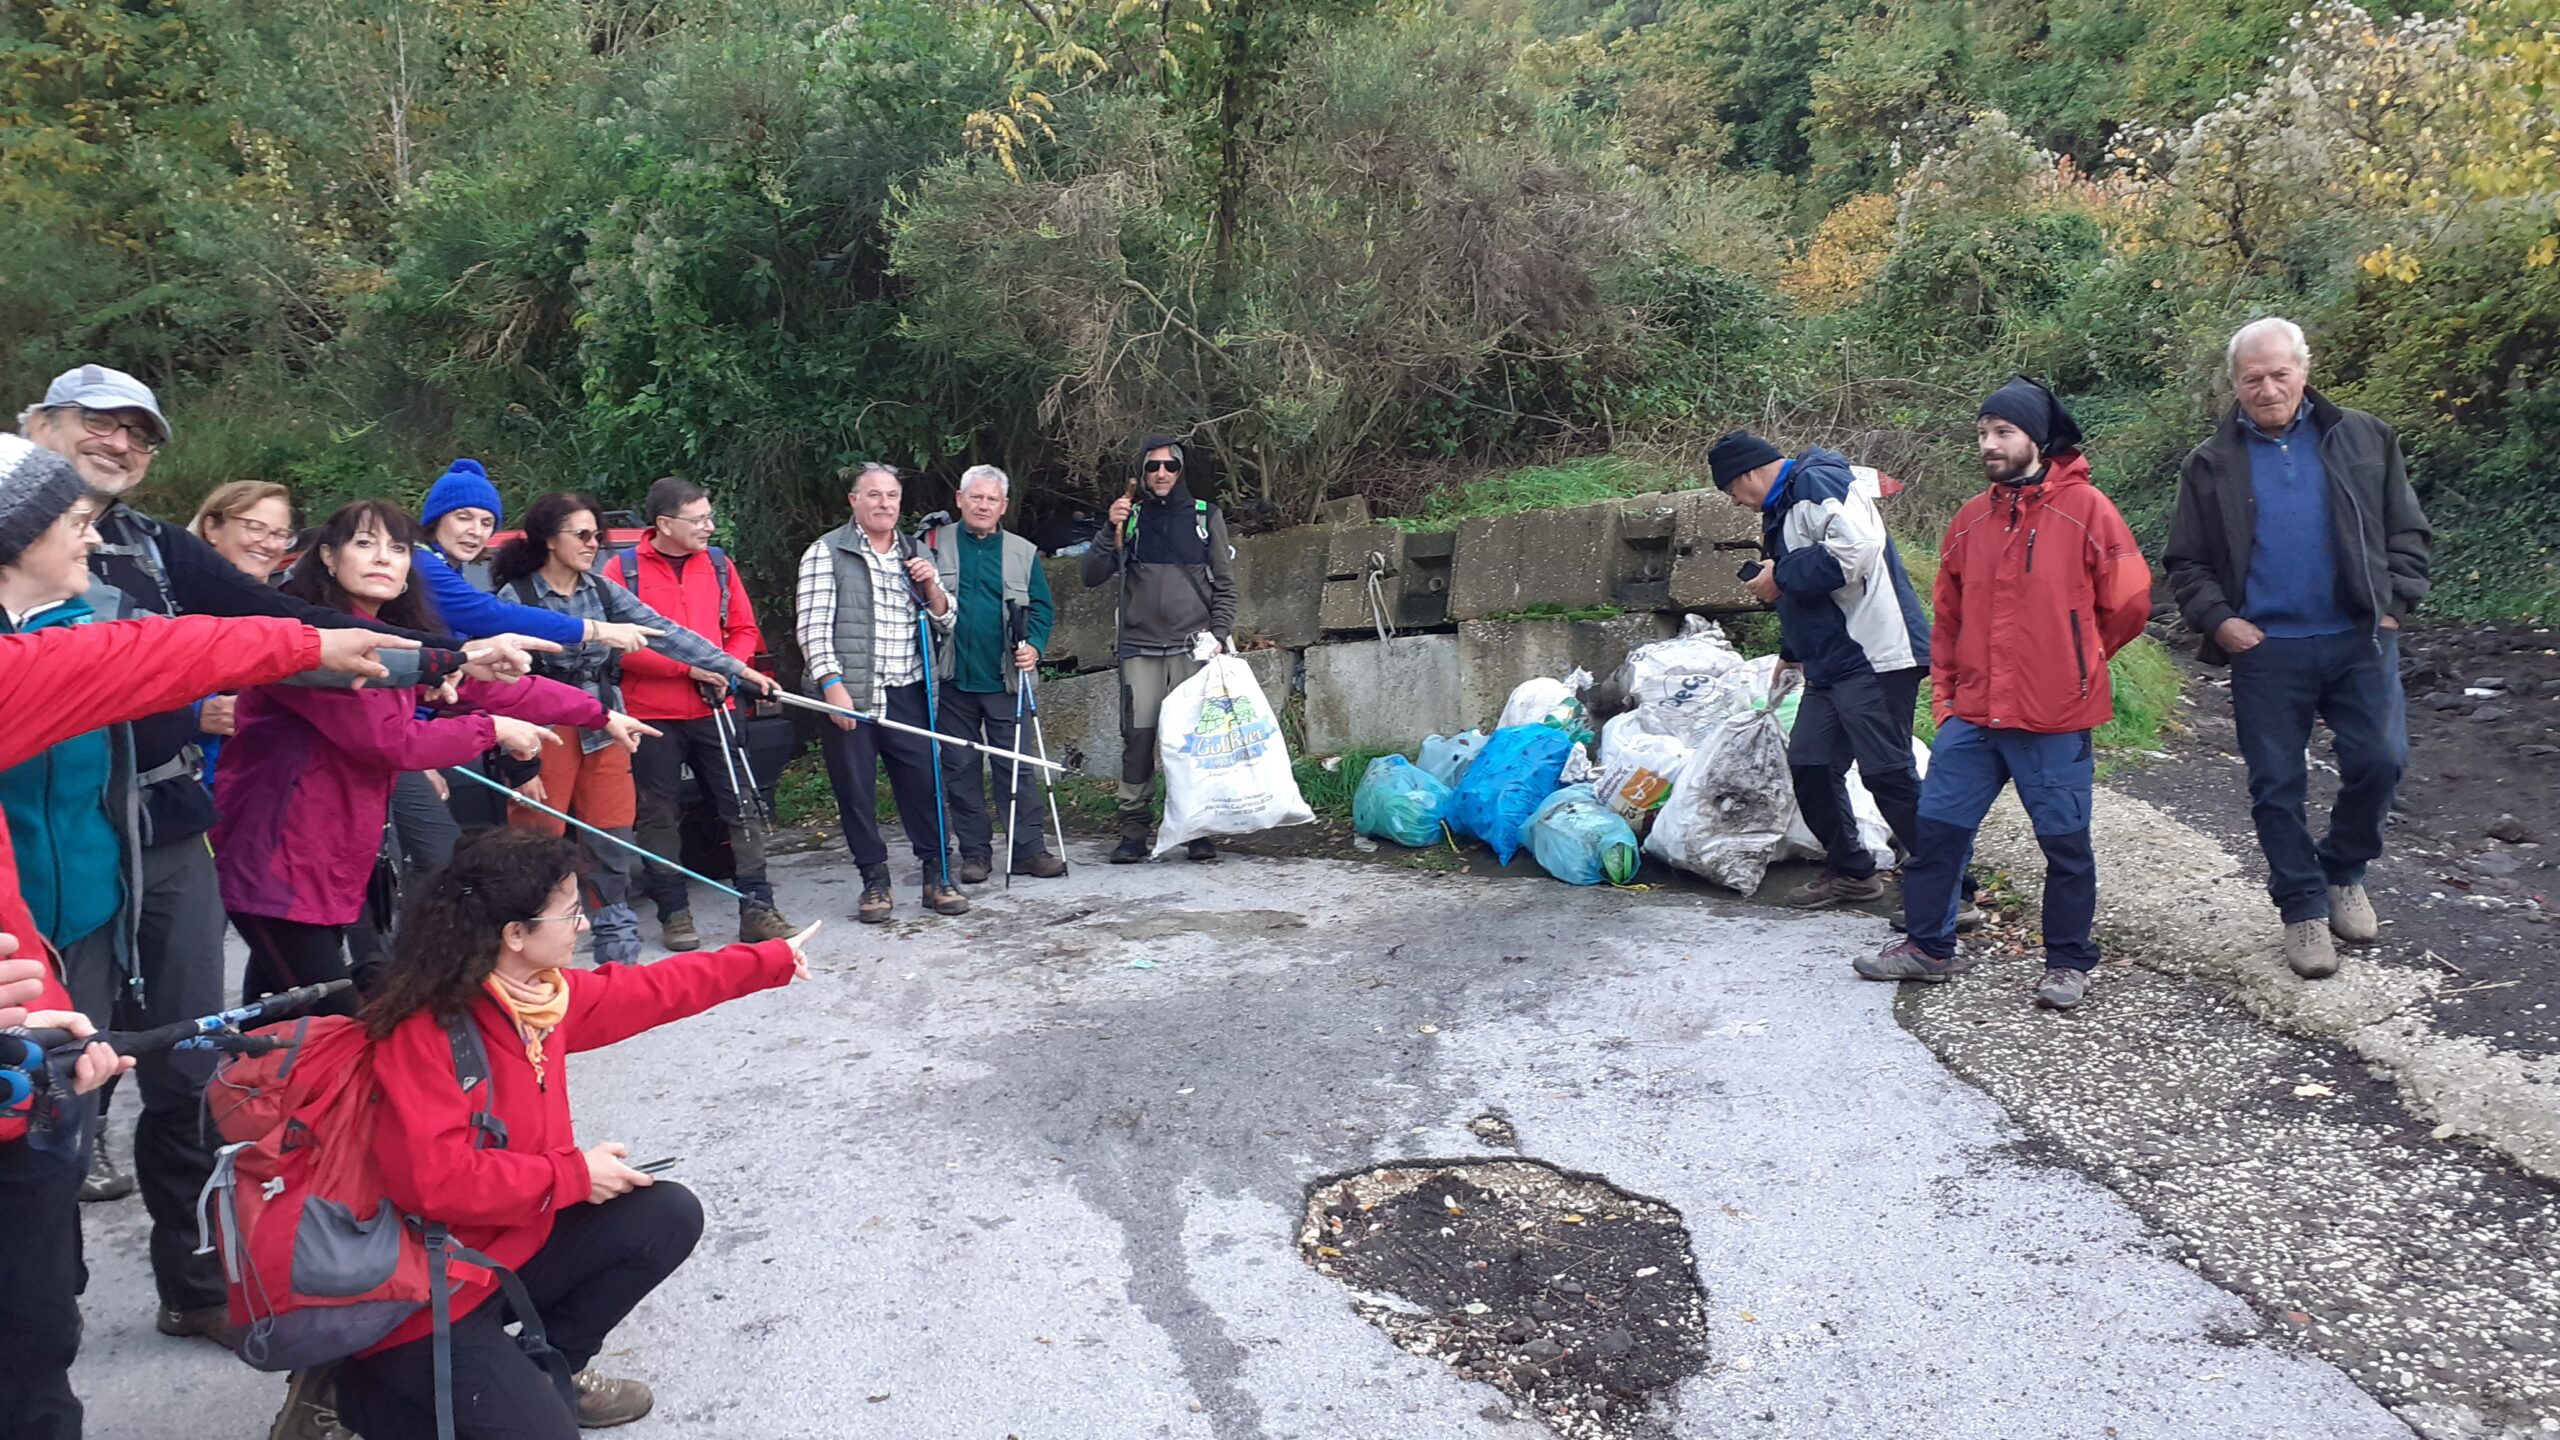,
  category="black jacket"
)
[2163,387,2431,665]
